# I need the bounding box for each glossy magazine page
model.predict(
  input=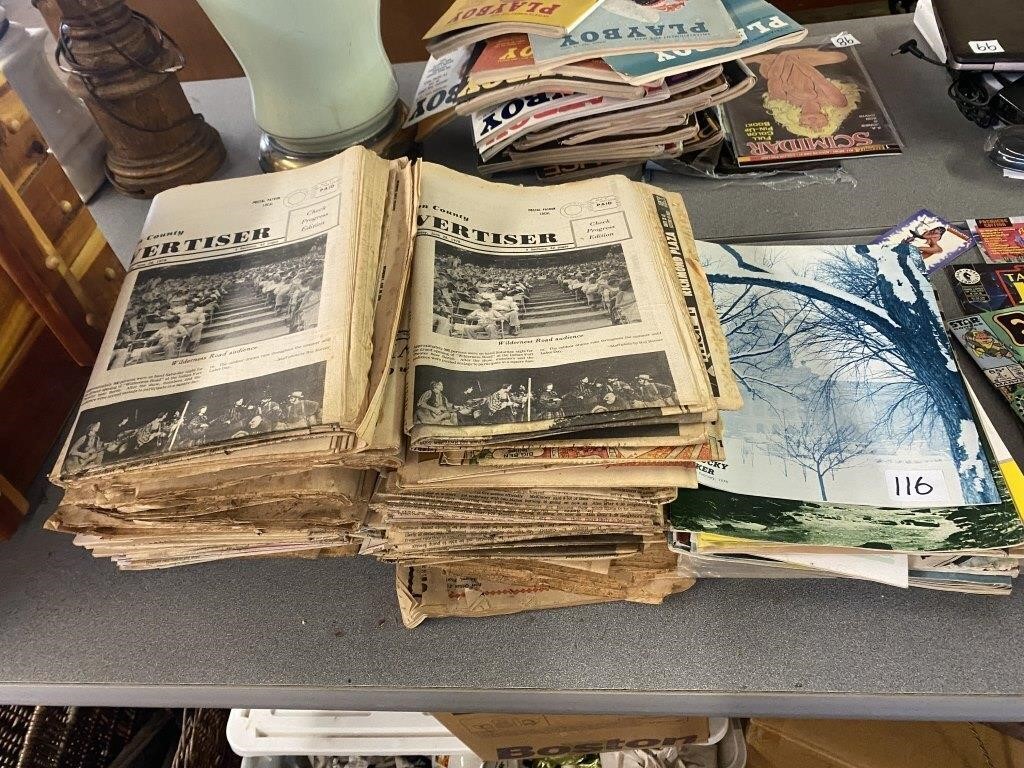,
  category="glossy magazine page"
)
[722,36,902,166]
